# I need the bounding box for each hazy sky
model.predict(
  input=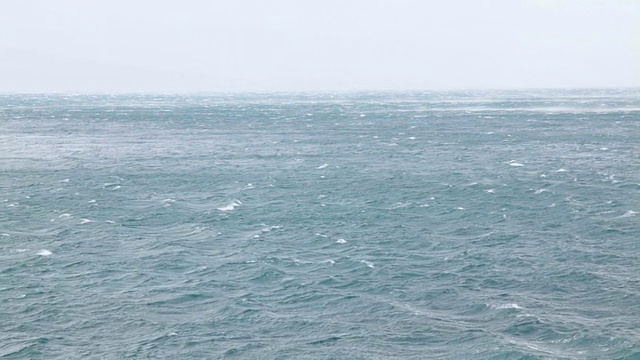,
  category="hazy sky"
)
[1,0,638,93]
